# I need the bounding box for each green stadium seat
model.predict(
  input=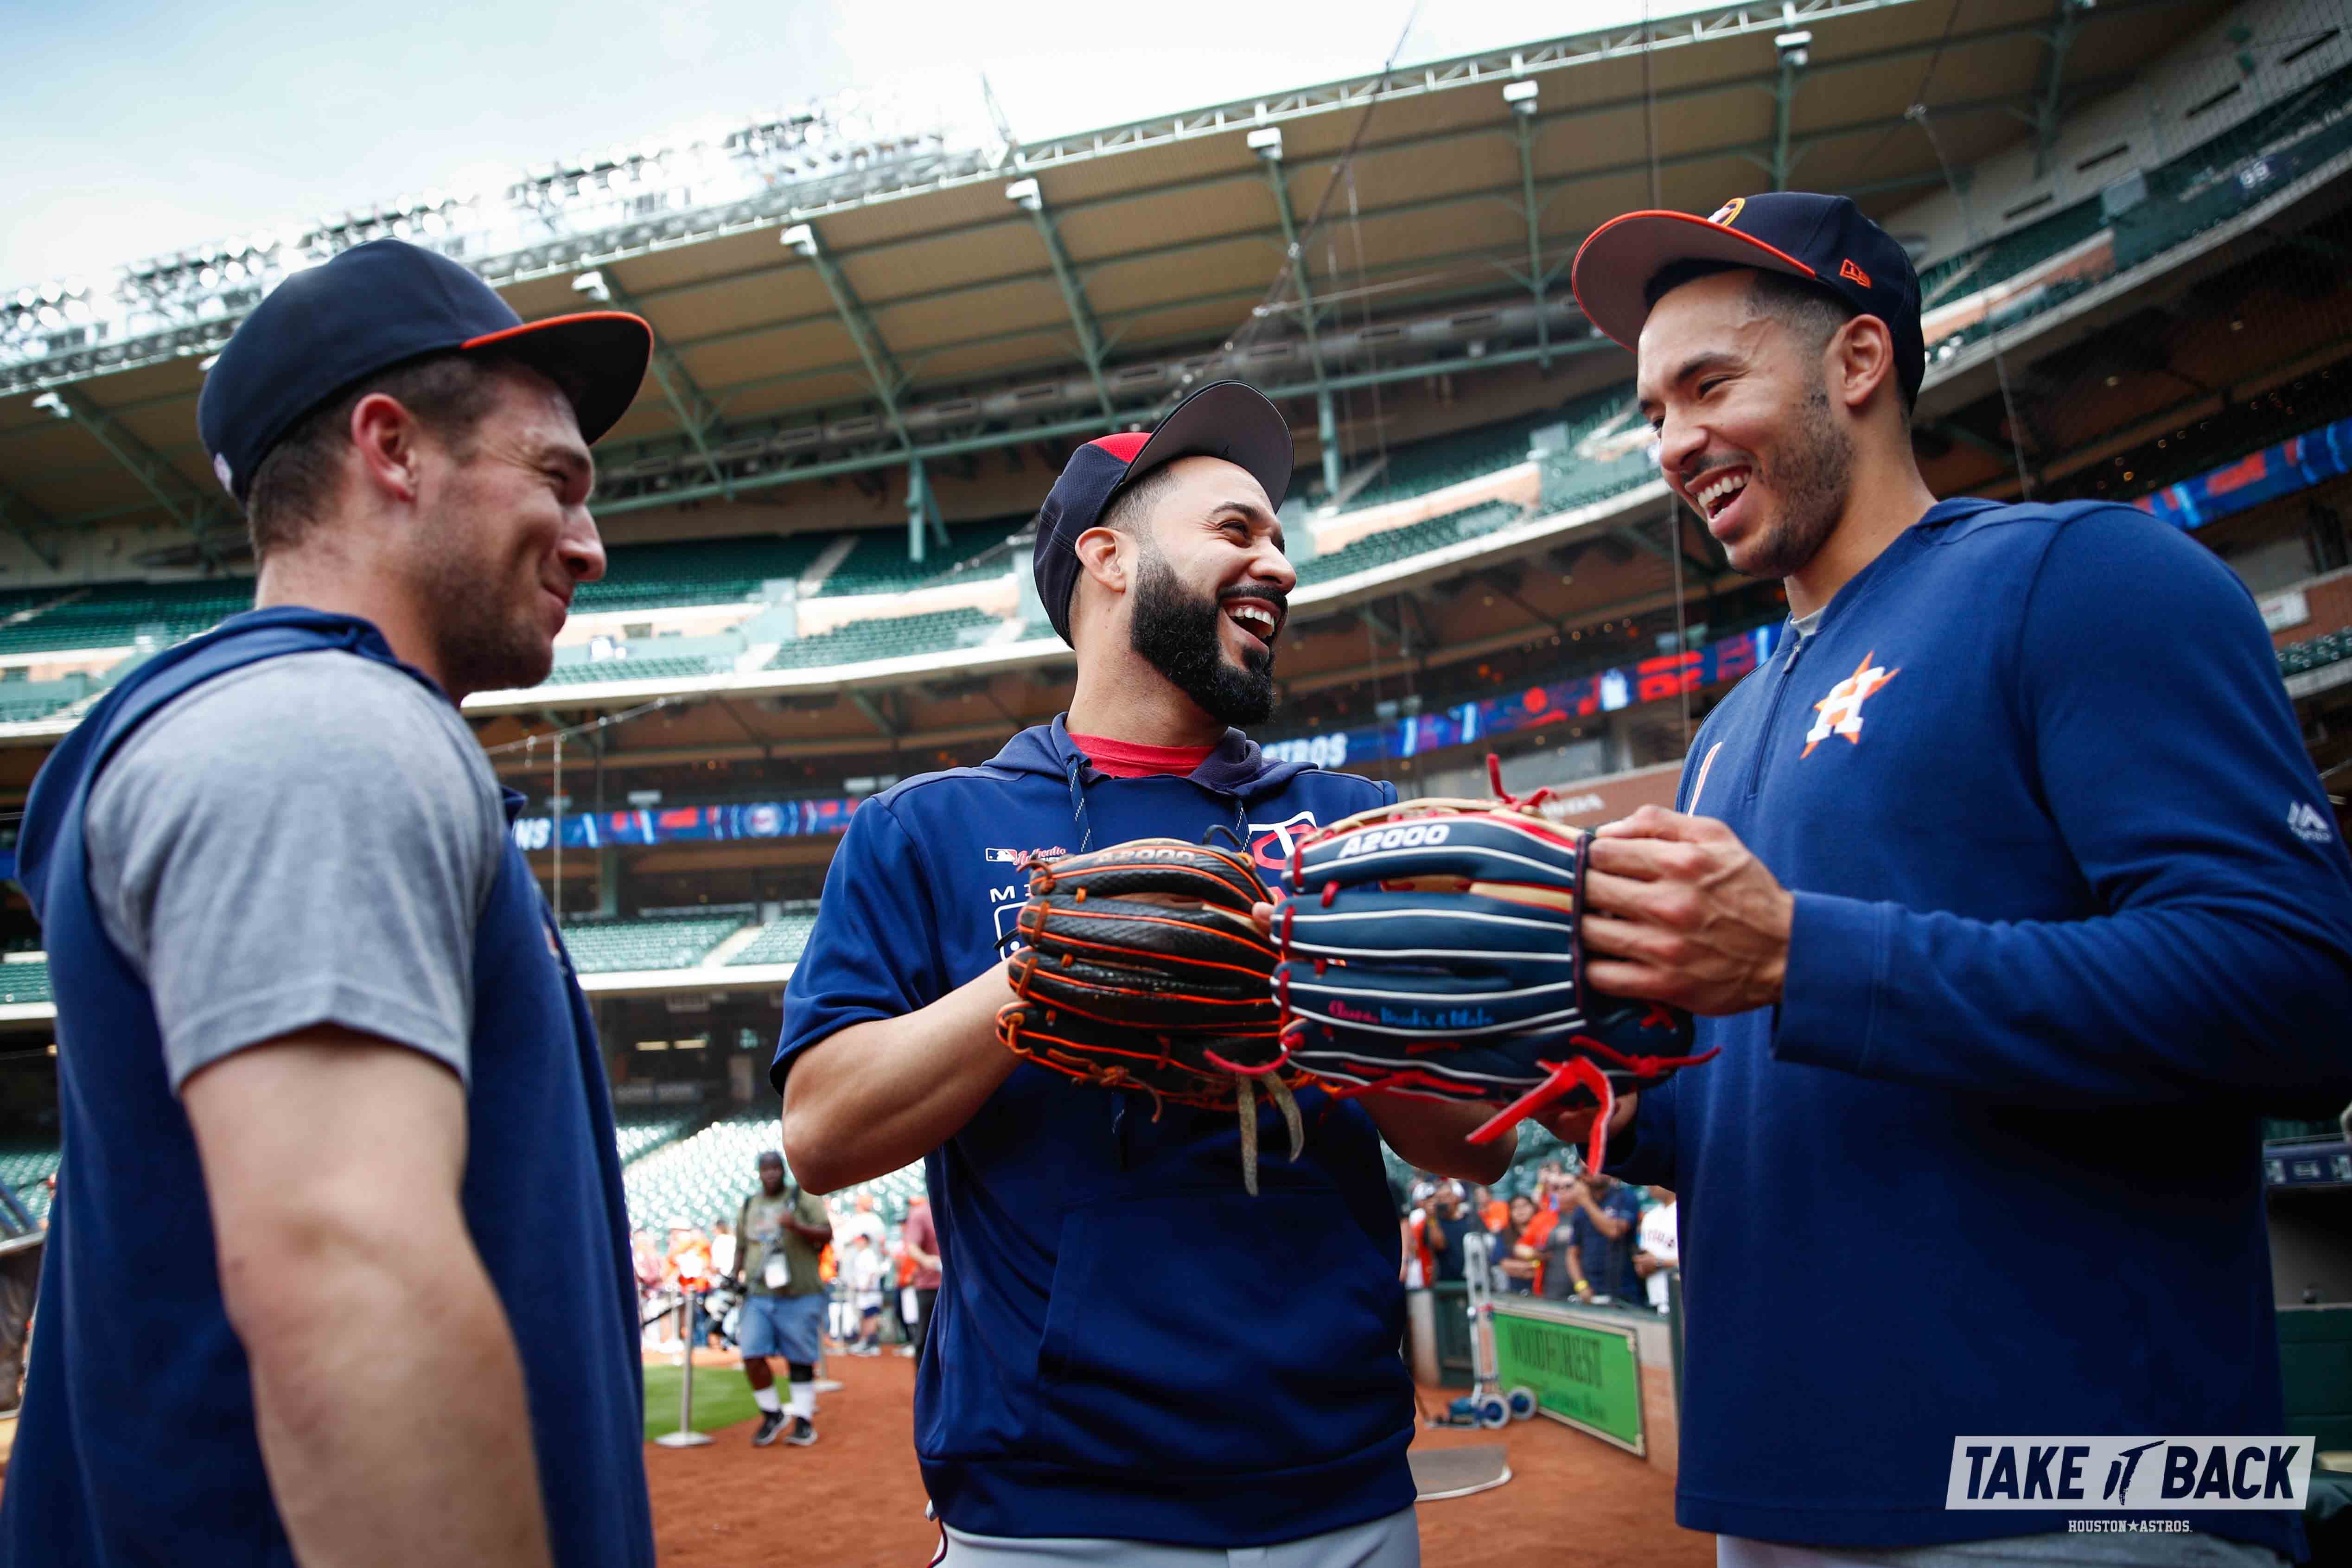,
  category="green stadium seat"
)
[1294,500,1526,588]
[573,535,832,614]
[728,913,816,966]
[764,606,999,671]
[0,1141,60,1223]
[0,959,51,1006]
[557,915,745,974]
[811,522,1022,599]
[543,653,729,685]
